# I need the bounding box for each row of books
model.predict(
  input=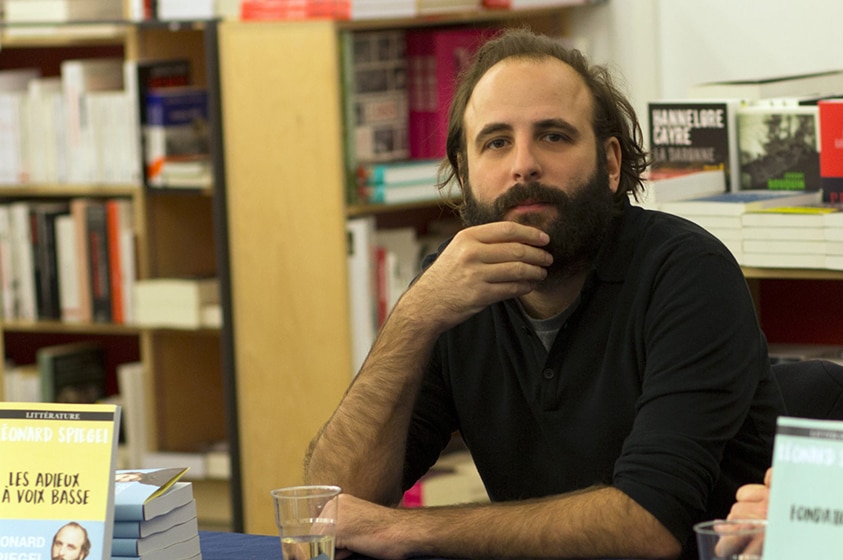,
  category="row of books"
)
[0,198,136,323]
[239,0,589,21]
[0,58,211,189]
[647,70,843,202]
[656,189,843,270]
[0,0,239,23]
